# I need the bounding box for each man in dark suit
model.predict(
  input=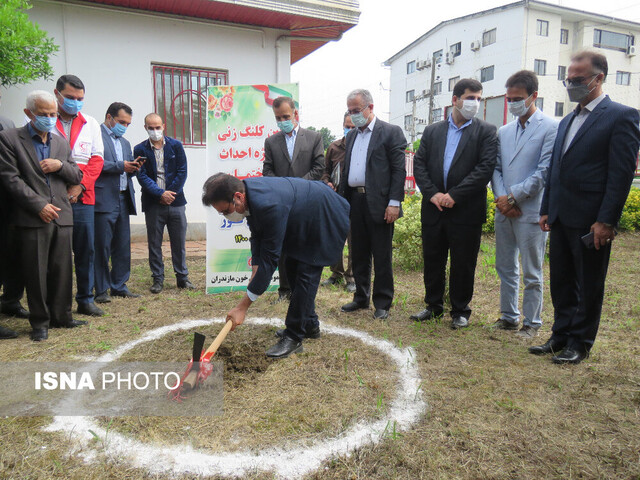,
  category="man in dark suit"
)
[262,96,325,303]
[530,50,640,364]
[94,102,141,304]
[0,90,84,341]
[203,174,349,358]
[135,113,194,294]
[338,89,406,320]
[0,101,27,339]
[411,78,497,329]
